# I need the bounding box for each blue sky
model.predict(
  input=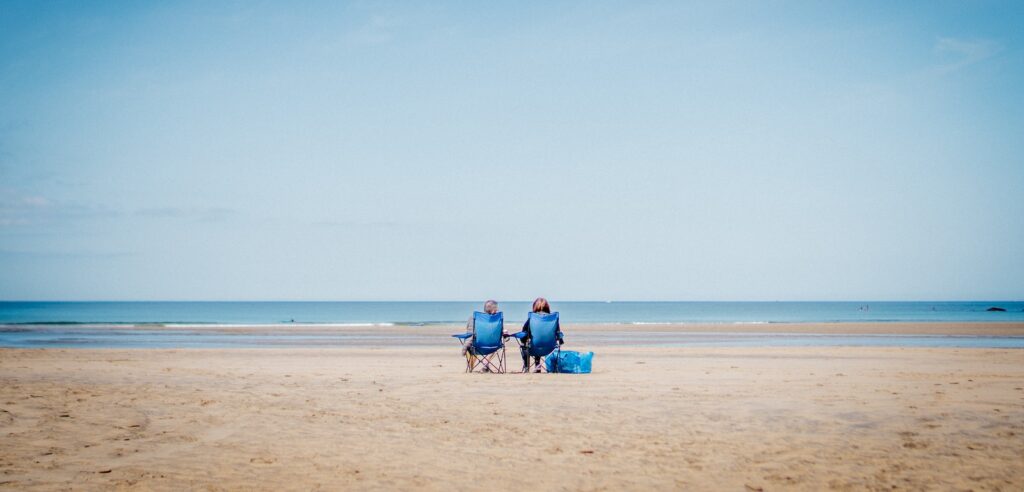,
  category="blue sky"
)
[1,1,1022,301]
